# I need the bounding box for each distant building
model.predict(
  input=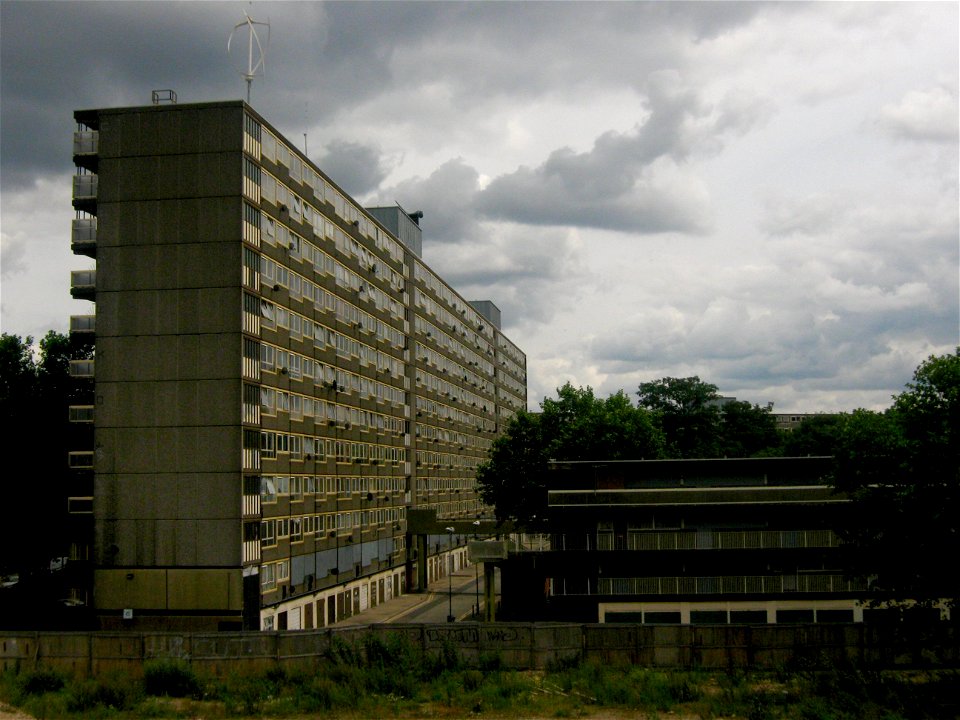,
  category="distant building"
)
[495,457,924,625]
[772,413,831,432]
[68,100,526,630]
